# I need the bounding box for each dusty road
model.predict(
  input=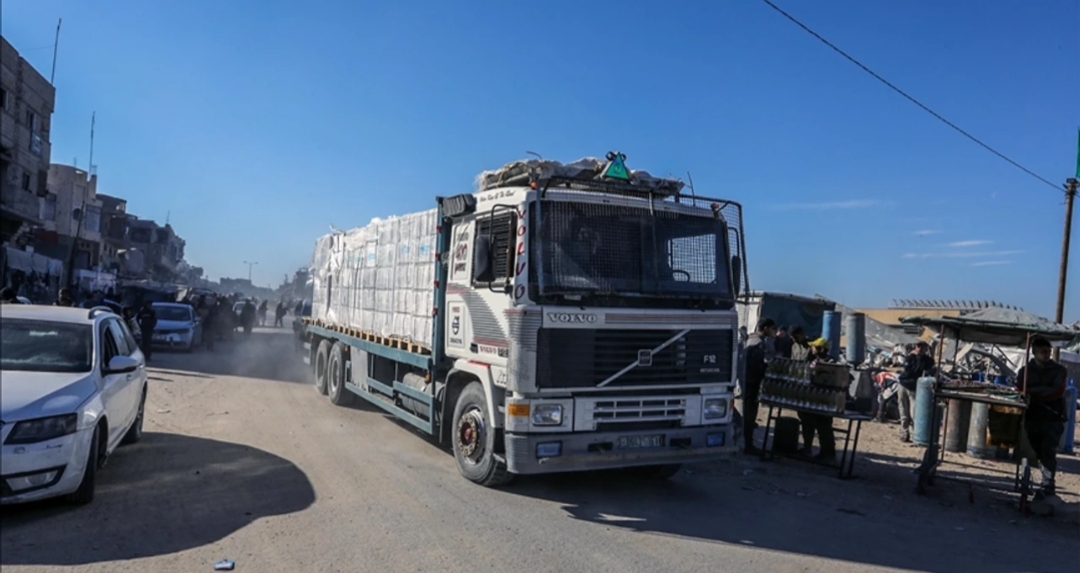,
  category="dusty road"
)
[2,328,1076,573]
